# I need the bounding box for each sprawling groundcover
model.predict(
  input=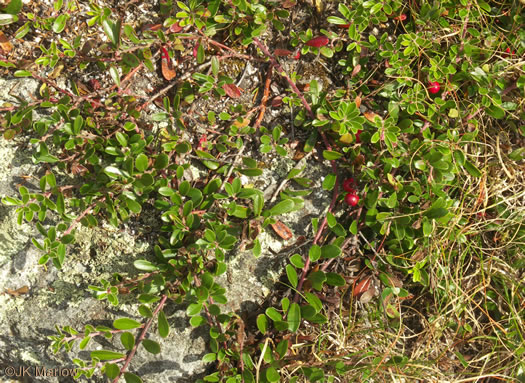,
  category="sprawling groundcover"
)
[0,0,524,382]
